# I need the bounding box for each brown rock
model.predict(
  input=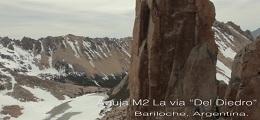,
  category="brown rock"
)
[0,83,5,90]
[128,0,218,120]
[226,21,254,41]
[107,75,129,101]
[0,105,23,118]
[101,76,129,120]
[14,74,108,100]
[101,106,127,120]
[7,85,38,102]
[217,81,228,99]
[3,116,11,120]
[224,38,260,120]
